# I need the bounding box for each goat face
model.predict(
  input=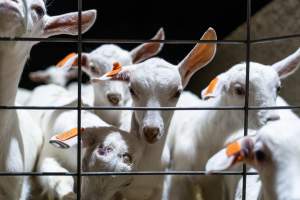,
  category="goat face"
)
[0,0,97,39]
[206,120,300,200]
[93,28,217,144]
